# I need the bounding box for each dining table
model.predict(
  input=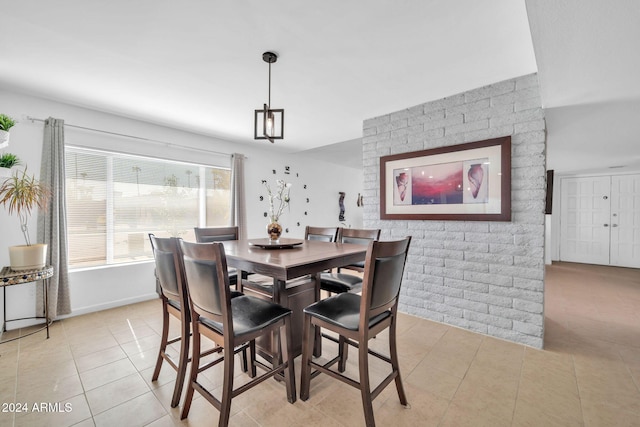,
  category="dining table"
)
[221,237,367,358]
